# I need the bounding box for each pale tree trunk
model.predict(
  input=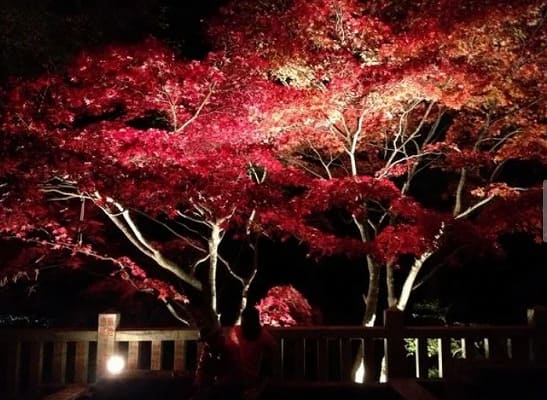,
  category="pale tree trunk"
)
[369,251,434,381]
[351,211,383,383]
[234,237,259,324]
[234,272,256,325]
[352,256,381,383]
[396,251,433,312]
[386,261,397,308]
[332,103,443,383]
[208,223,221,320]
[379,224,444,380]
